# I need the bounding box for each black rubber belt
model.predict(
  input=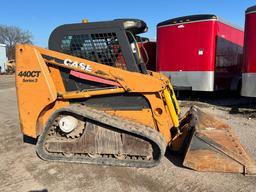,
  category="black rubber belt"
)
[36,104,166,168]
